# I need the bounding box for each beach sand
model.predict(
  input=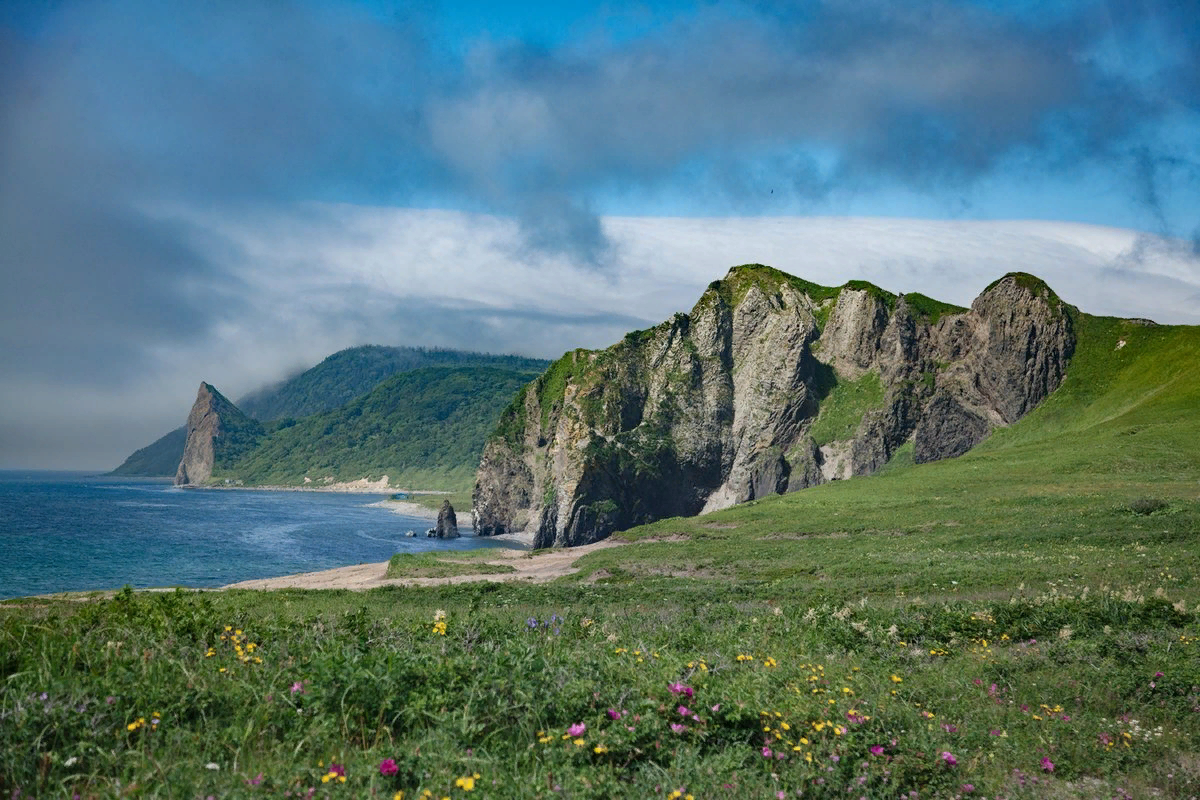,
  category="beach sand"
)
[220,534,625,591]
